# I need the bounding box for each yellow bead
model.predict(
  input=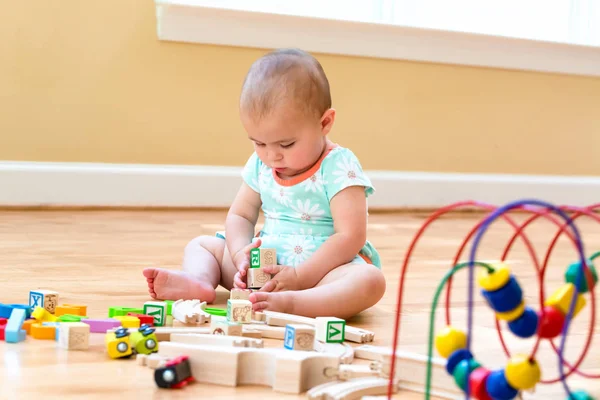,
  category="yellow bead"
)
[545,283,586,318]
[496,301,525,321]
[477,263,511,291]
[435,326,467,358]
[505,354,541,389]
